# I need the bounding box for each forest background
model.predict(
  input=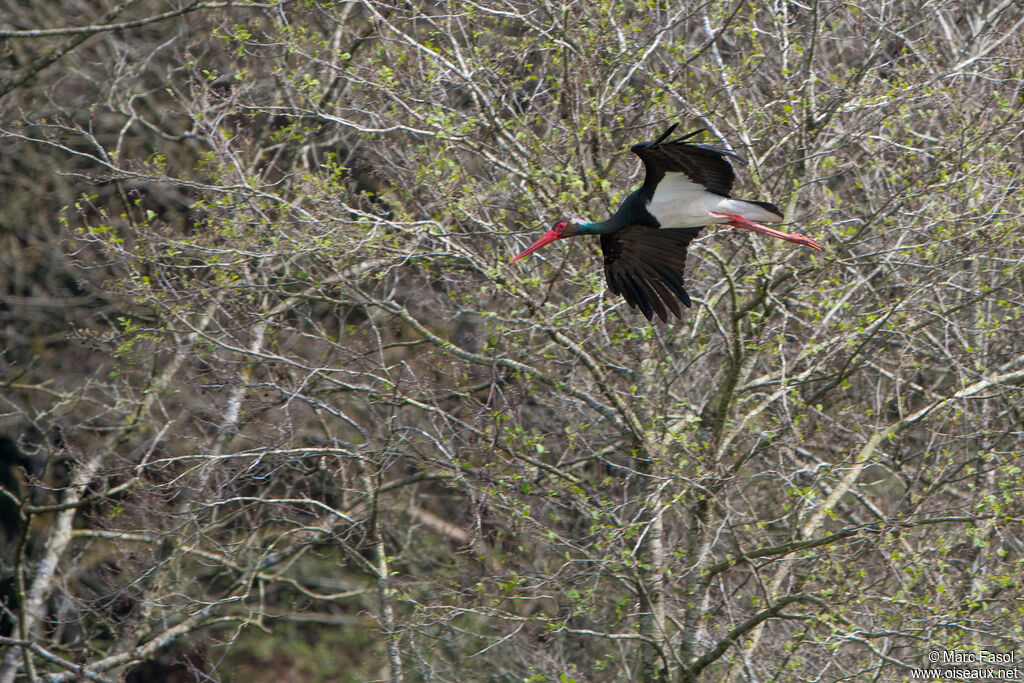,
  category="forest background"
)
[1,0,1023,681]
